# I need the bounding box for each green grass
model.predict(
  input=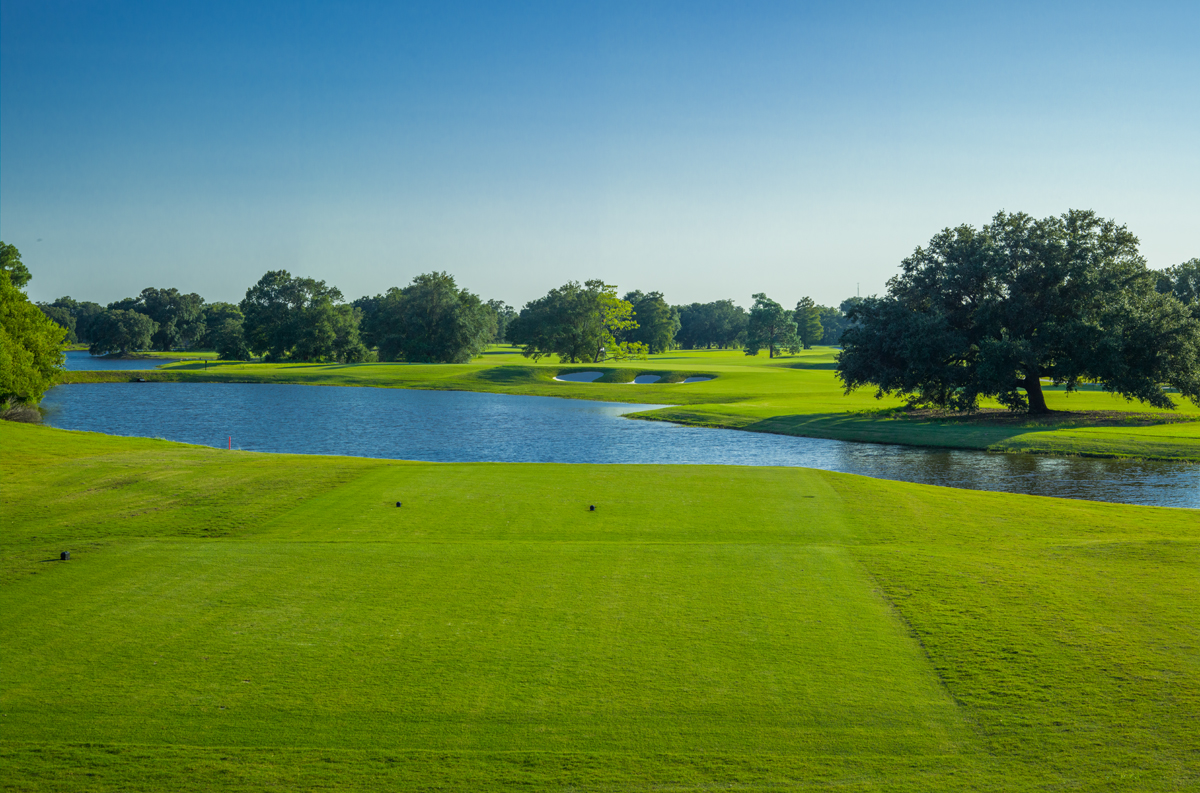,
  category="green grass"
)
[60,345,1200,460]
[2,421,1198,790]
